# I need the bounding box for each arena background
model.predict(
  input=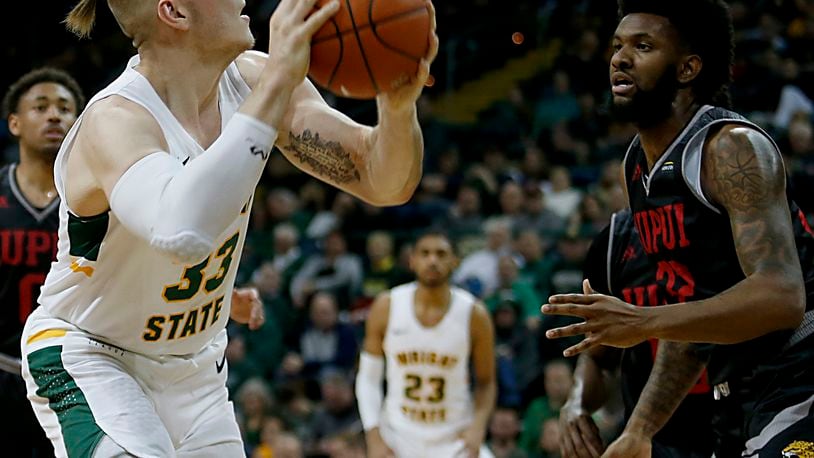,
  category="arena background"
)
[4,1,814,456]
